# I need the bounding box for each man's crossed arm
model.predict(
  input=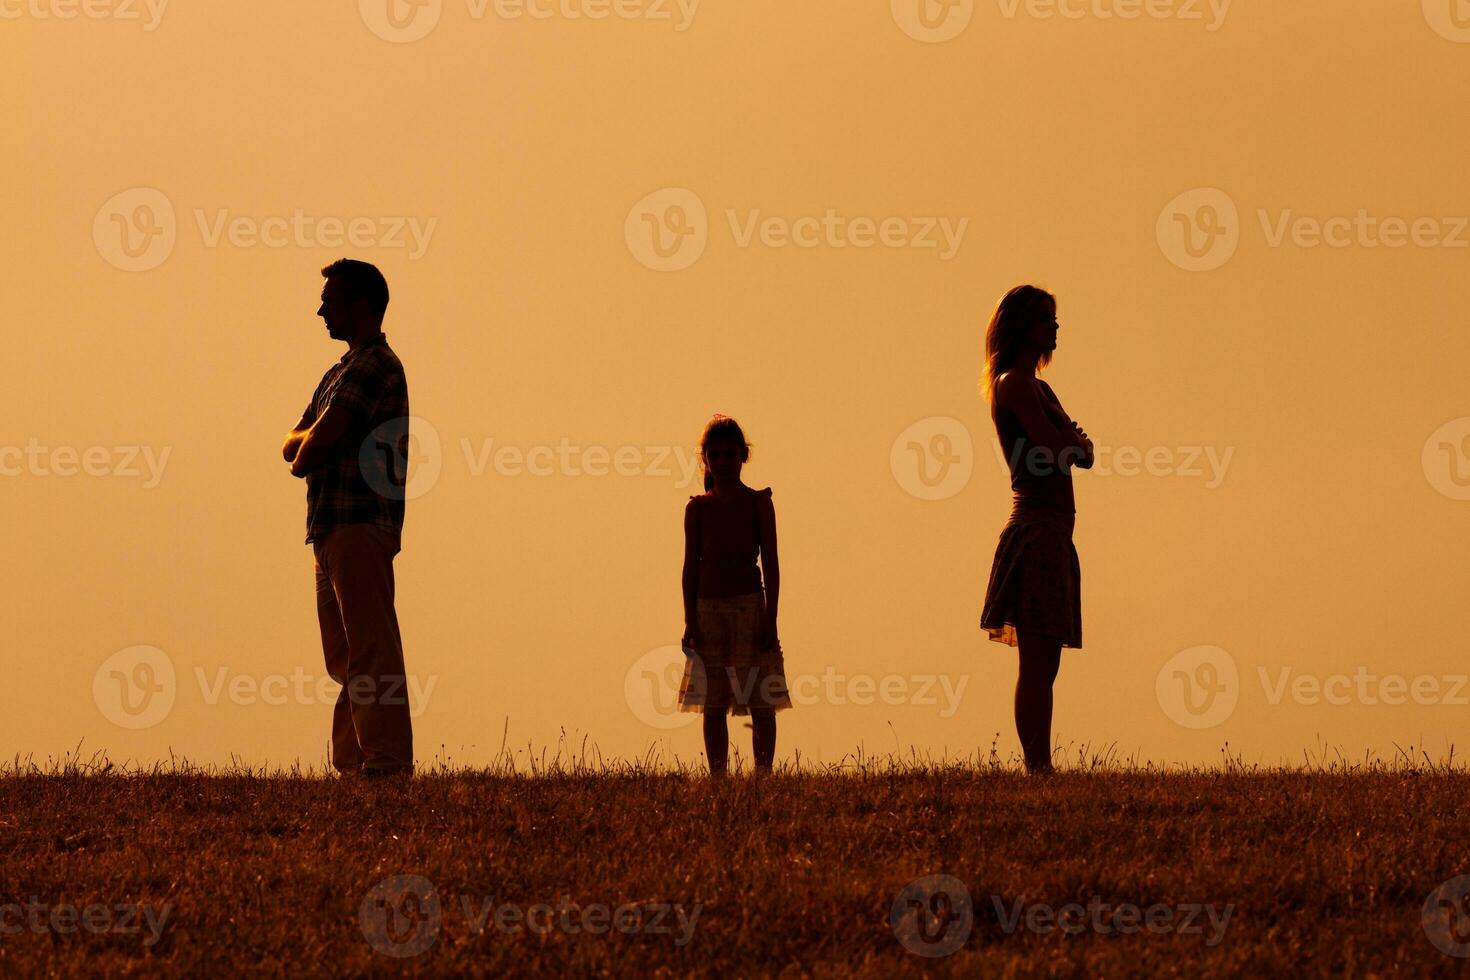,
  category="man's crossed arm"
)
[283,405,352,479]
